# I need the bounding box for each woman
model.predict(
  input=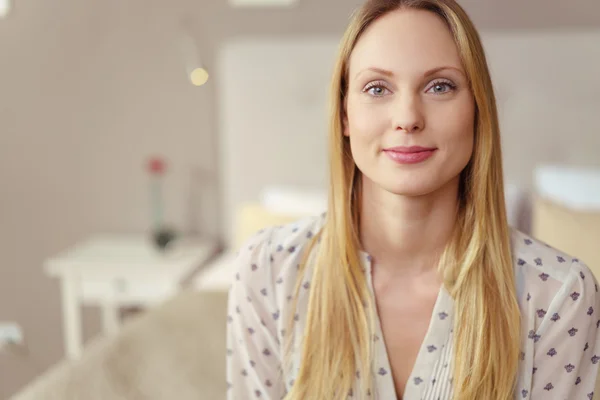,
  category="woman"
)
[226,0,600,399]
